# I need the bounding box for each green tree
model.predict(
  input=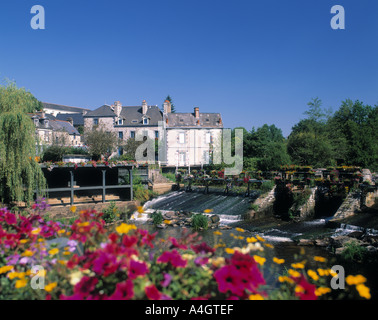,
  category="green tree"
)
[84,125,118,160]
[0,81,46,204]
[163,95,176,113]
